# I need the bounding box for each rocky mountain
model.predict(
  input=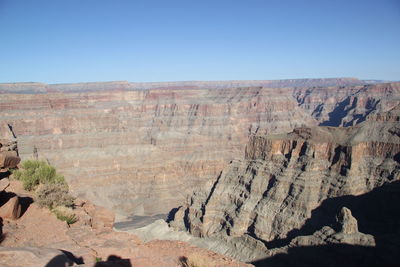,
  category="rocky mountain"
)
[0,79,398,219]
[170,105,400,264]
